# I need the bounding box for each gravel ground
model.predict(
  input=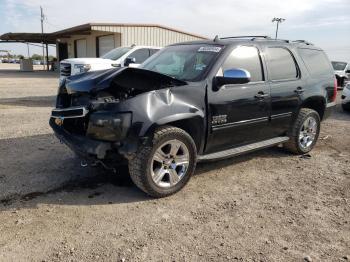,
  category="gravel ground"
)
[0,65,349,261]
